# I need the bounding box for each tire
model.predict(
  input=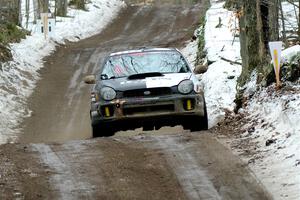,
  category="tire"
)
[92,124,114,138]
[143,124,154,131]
[189,100,208,132]
[201,100,208,130]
